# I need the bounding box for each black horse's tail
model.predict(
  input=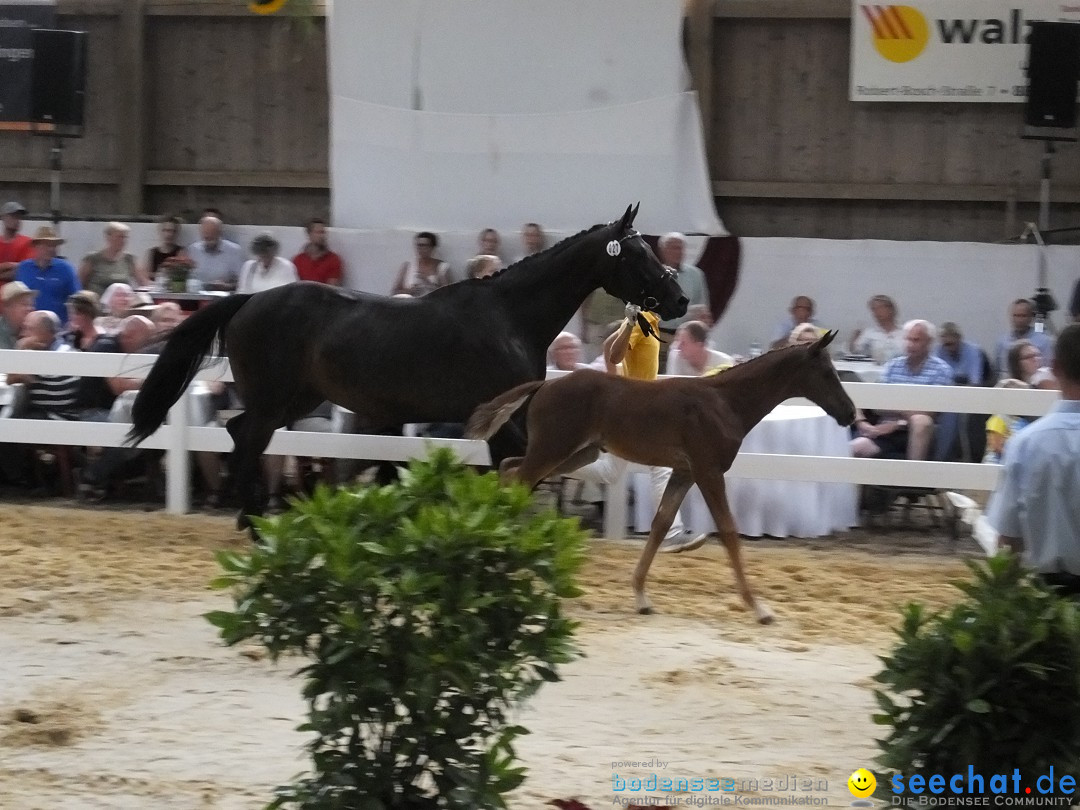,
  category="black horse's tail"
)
[127,294,253,446]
